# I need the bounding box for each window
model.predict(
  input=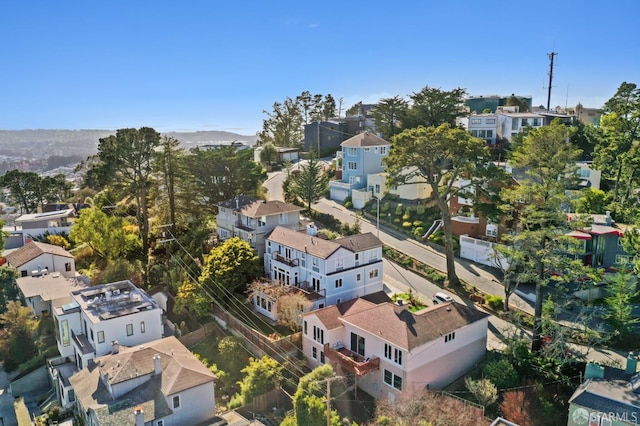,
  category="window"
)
[65,262,72,272]
[511,119,518,131]
[533,118,541,126]
[347,147,357,156]
[304,321,308,335]
[380,146,387,155]
[369,249,378,261]
[485,118,496,125]
[313,326,324,344]
[470,118,481,125]
[97,330,105,344]
[21,270,28,277]
[486,224,498,238]
[90,329,94,341]
[347,161,357,170]
[356,273,361,281]
[279,213,287,224]
[258,216,267,227]
[478,130,486,138]
[369,269,379,279]
[470,130,478,137]
[312,277,320,292]
[384,344,403,365]
[140,321,145,333]
[172,395,181,409]
[444,332,456,343]
[384,370,402,390]
[355,253,360,264]
[350,332,365,356]
[126,324,133,336]
[521,118,528,126]
[335,279,343,288]
[375,184,381,194]
[336,257,343,270]
[61,319,70,347]
[577,169,591,178]
[486,130,493,138]
[615,255,629,265]
[320,351,325,364]
[312,347,317,359]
